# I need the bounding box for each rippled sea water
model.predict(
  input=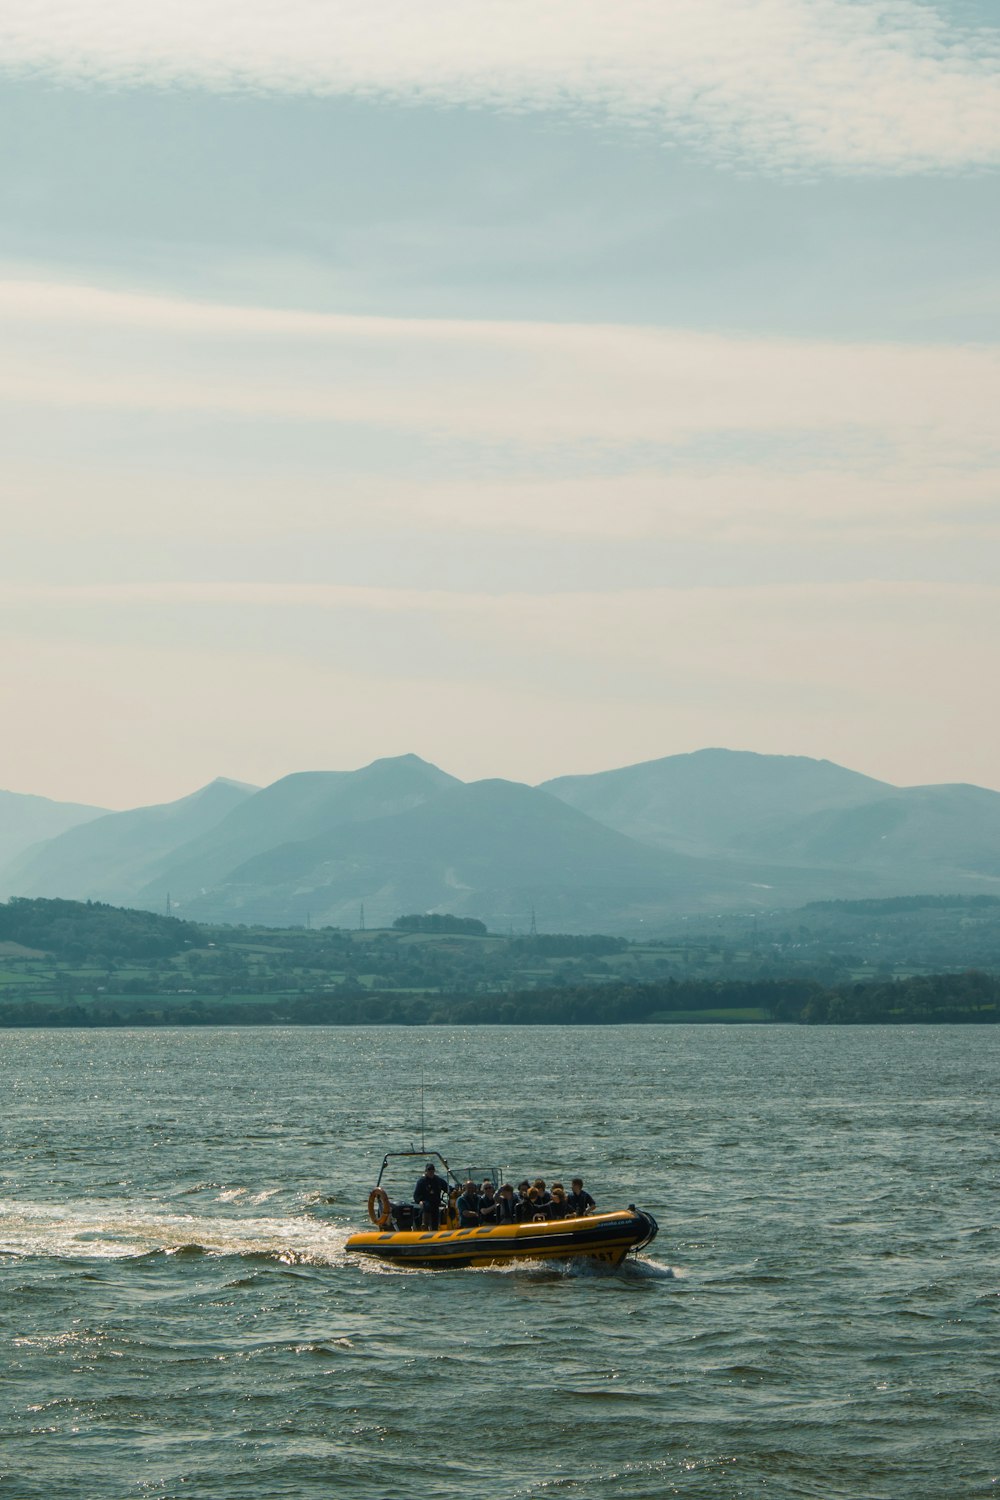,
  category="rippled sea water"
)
[1,1025,997,1499]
